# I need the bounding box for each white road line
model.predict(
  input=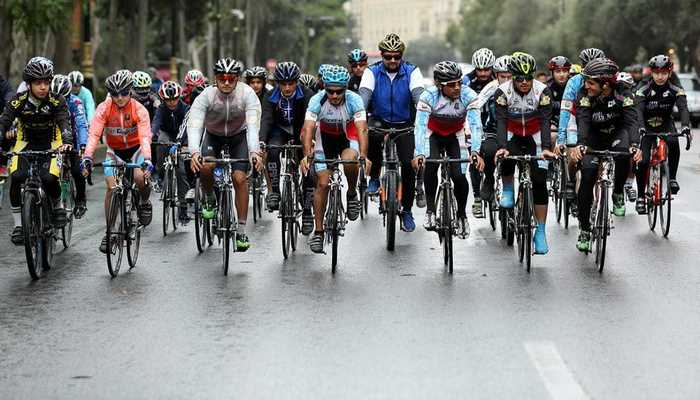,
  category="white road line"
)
[524,341,589,400]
